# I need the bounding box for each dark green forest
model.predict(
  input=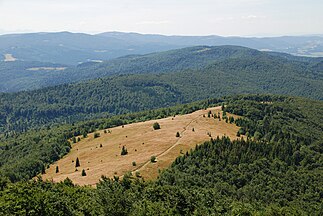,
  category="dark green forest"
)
[0,48,322,134]
[1,95,322,215]
[0,61,67,92]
